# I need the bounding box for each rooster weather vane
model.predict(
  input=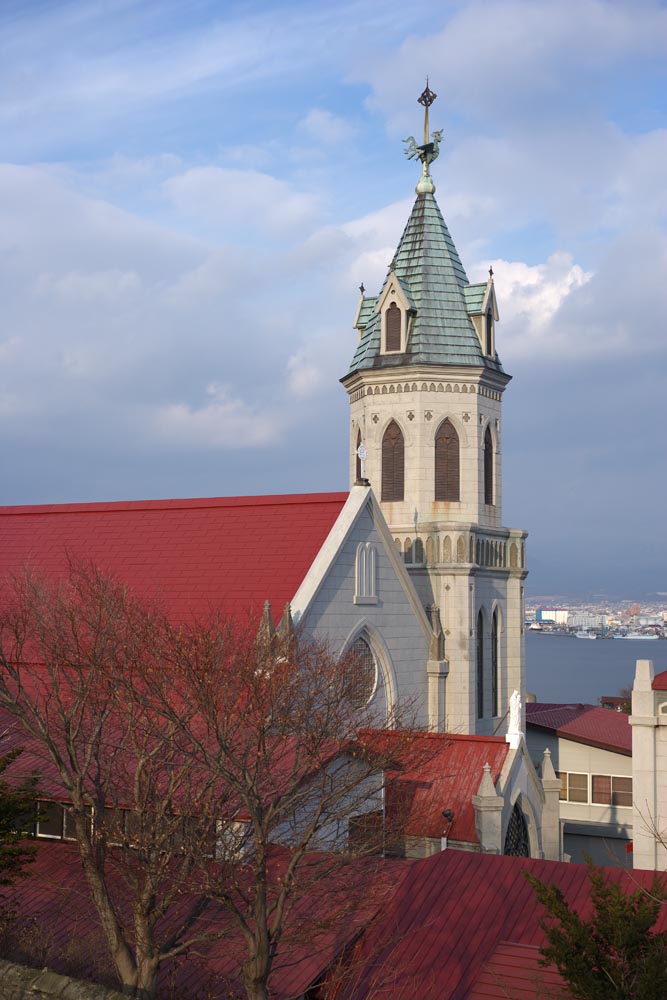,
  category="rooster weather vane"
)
[403,81,443,168]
